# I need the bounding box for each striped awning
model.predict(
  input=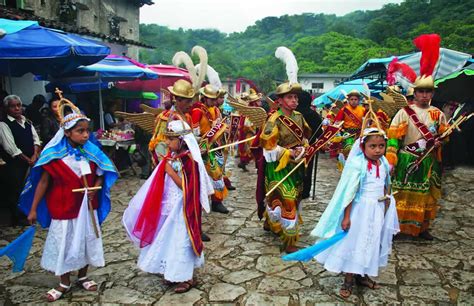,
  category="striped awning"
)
[399,48,471,80]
